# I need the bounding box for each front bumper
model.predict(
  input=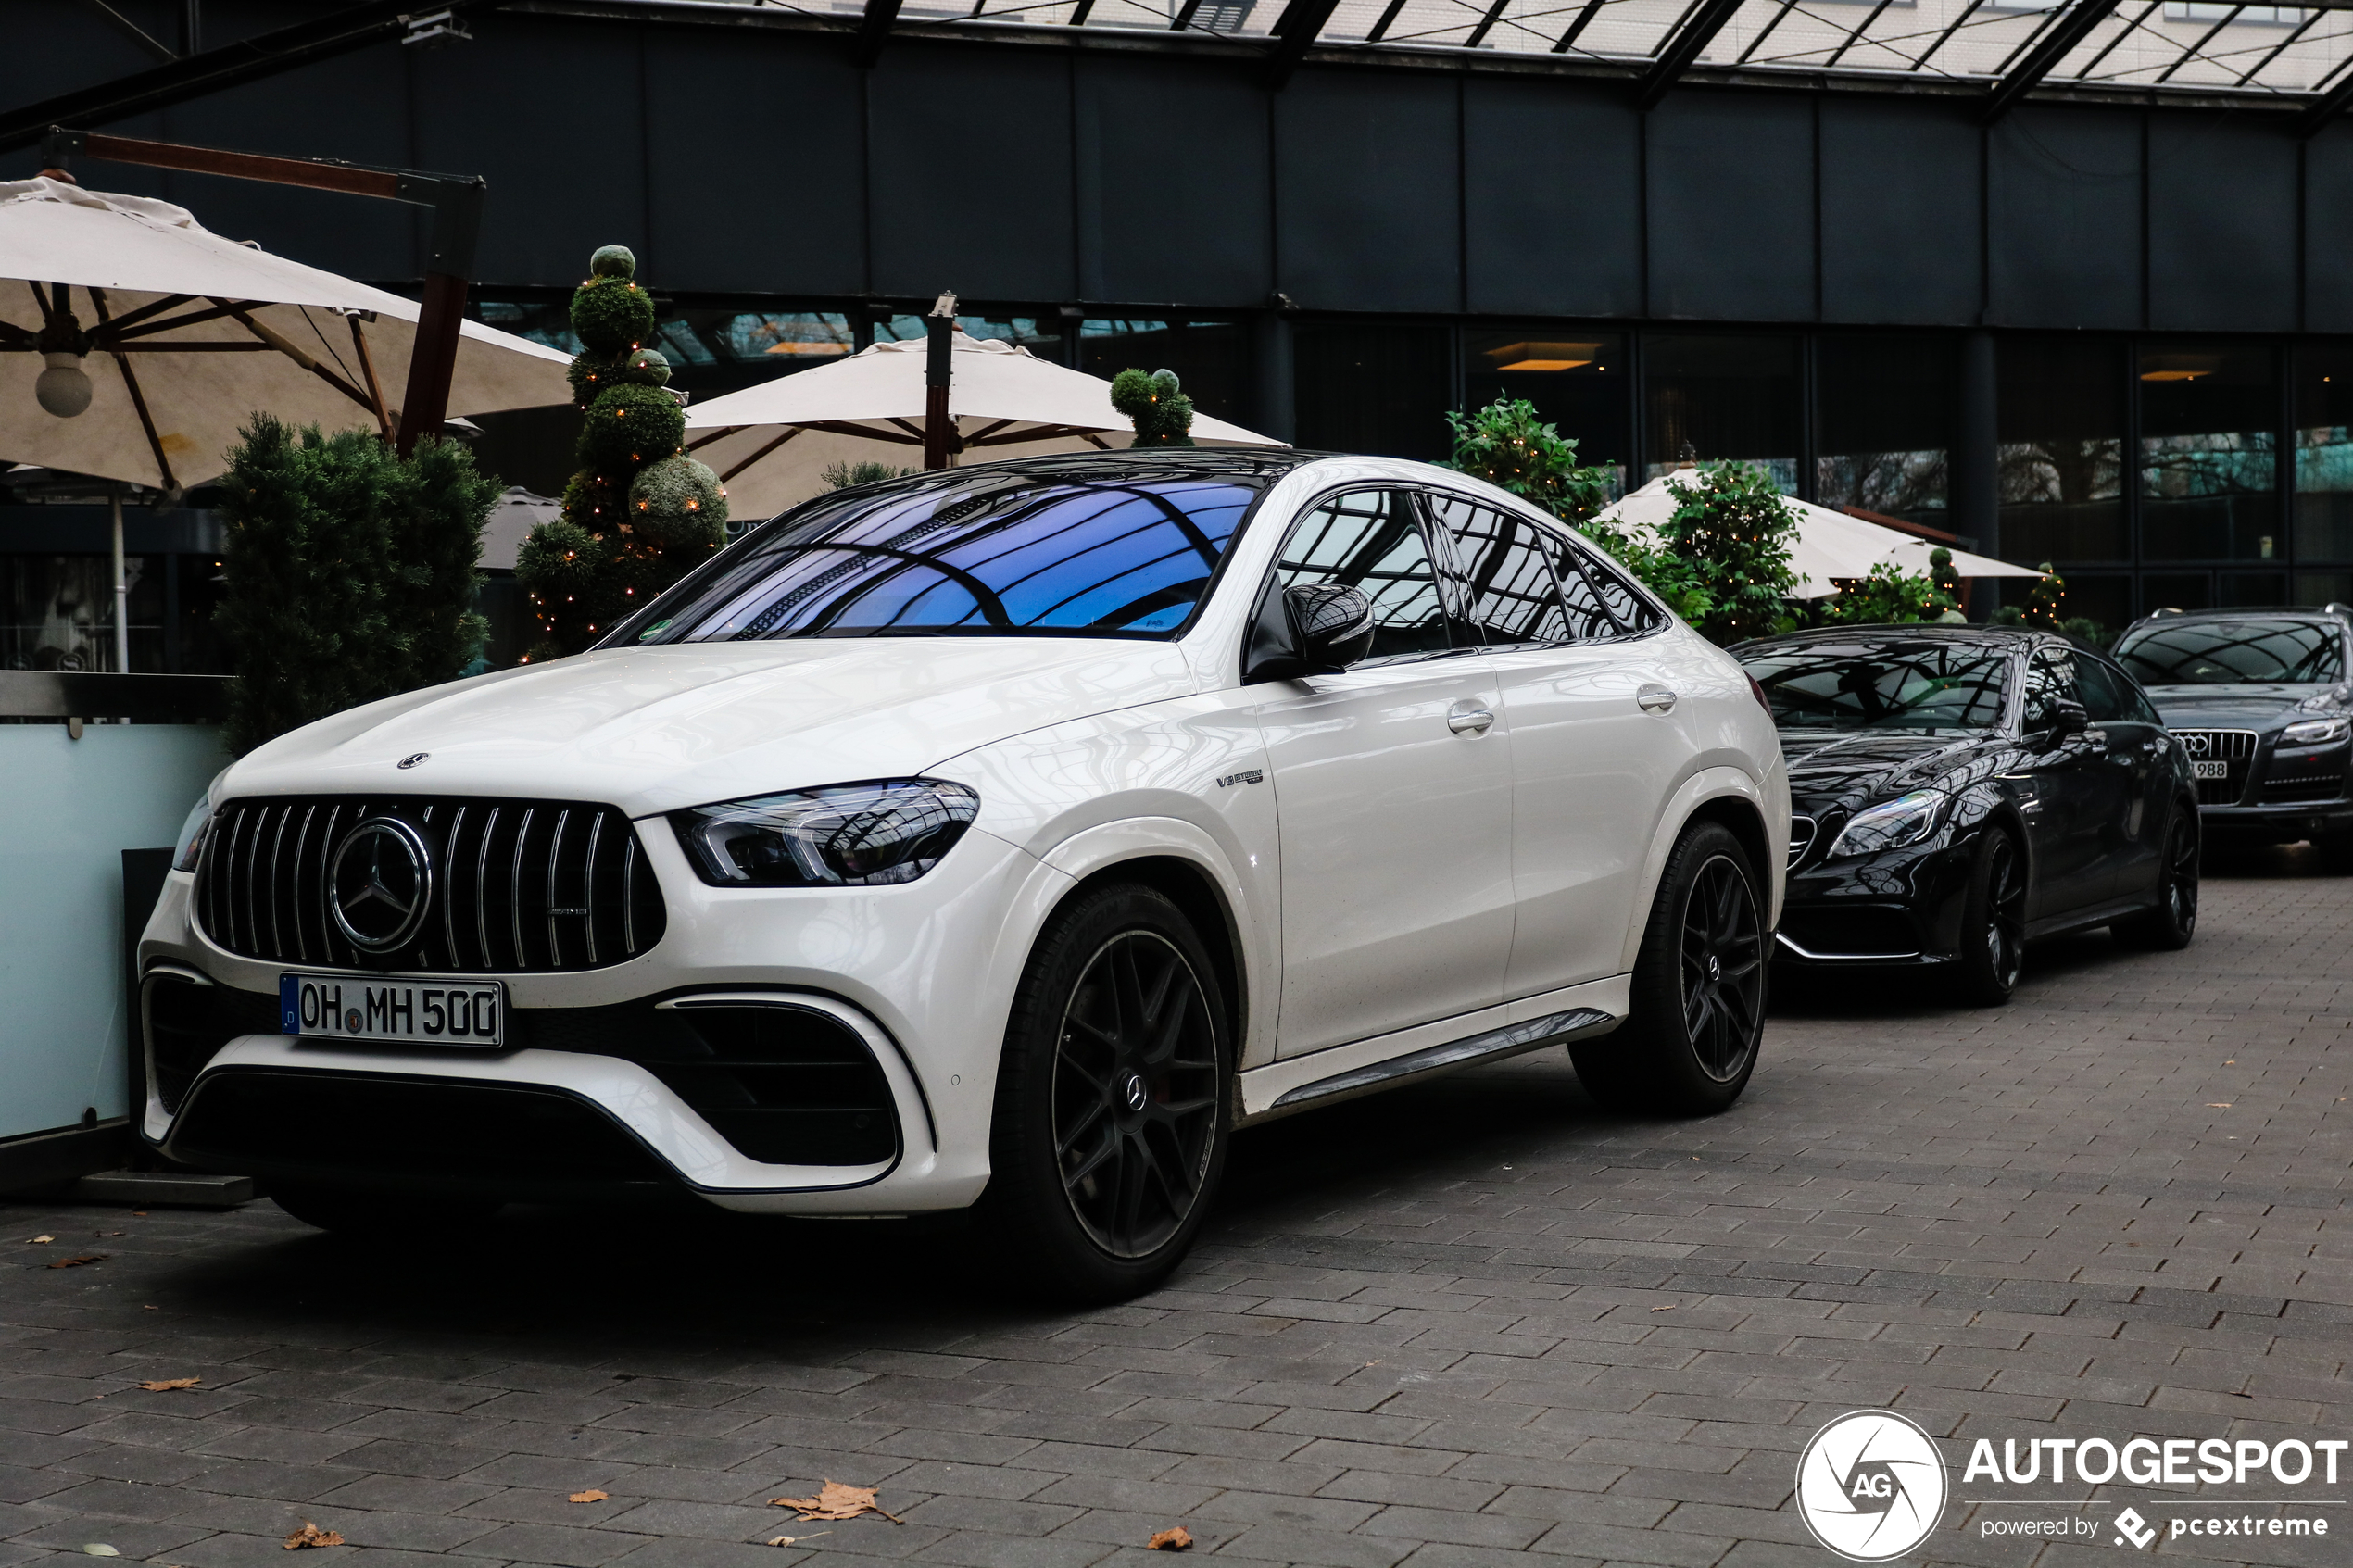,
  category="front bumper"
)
[136,821,1052,1214]
[2196,800,2353,843]
[1771,829,1974,967]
